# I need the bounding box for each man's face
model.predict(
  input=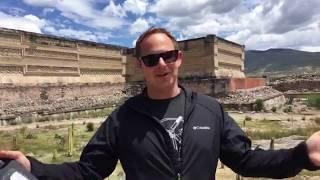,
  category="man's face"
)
[138,33,182,90]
